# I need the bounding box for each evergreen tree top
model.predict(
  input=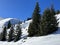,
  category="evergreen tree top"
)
[34,2,40,12]
[43,8,50,15]
[50,4,54,10]
[32,2,40,19]
[50,4,56,15]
